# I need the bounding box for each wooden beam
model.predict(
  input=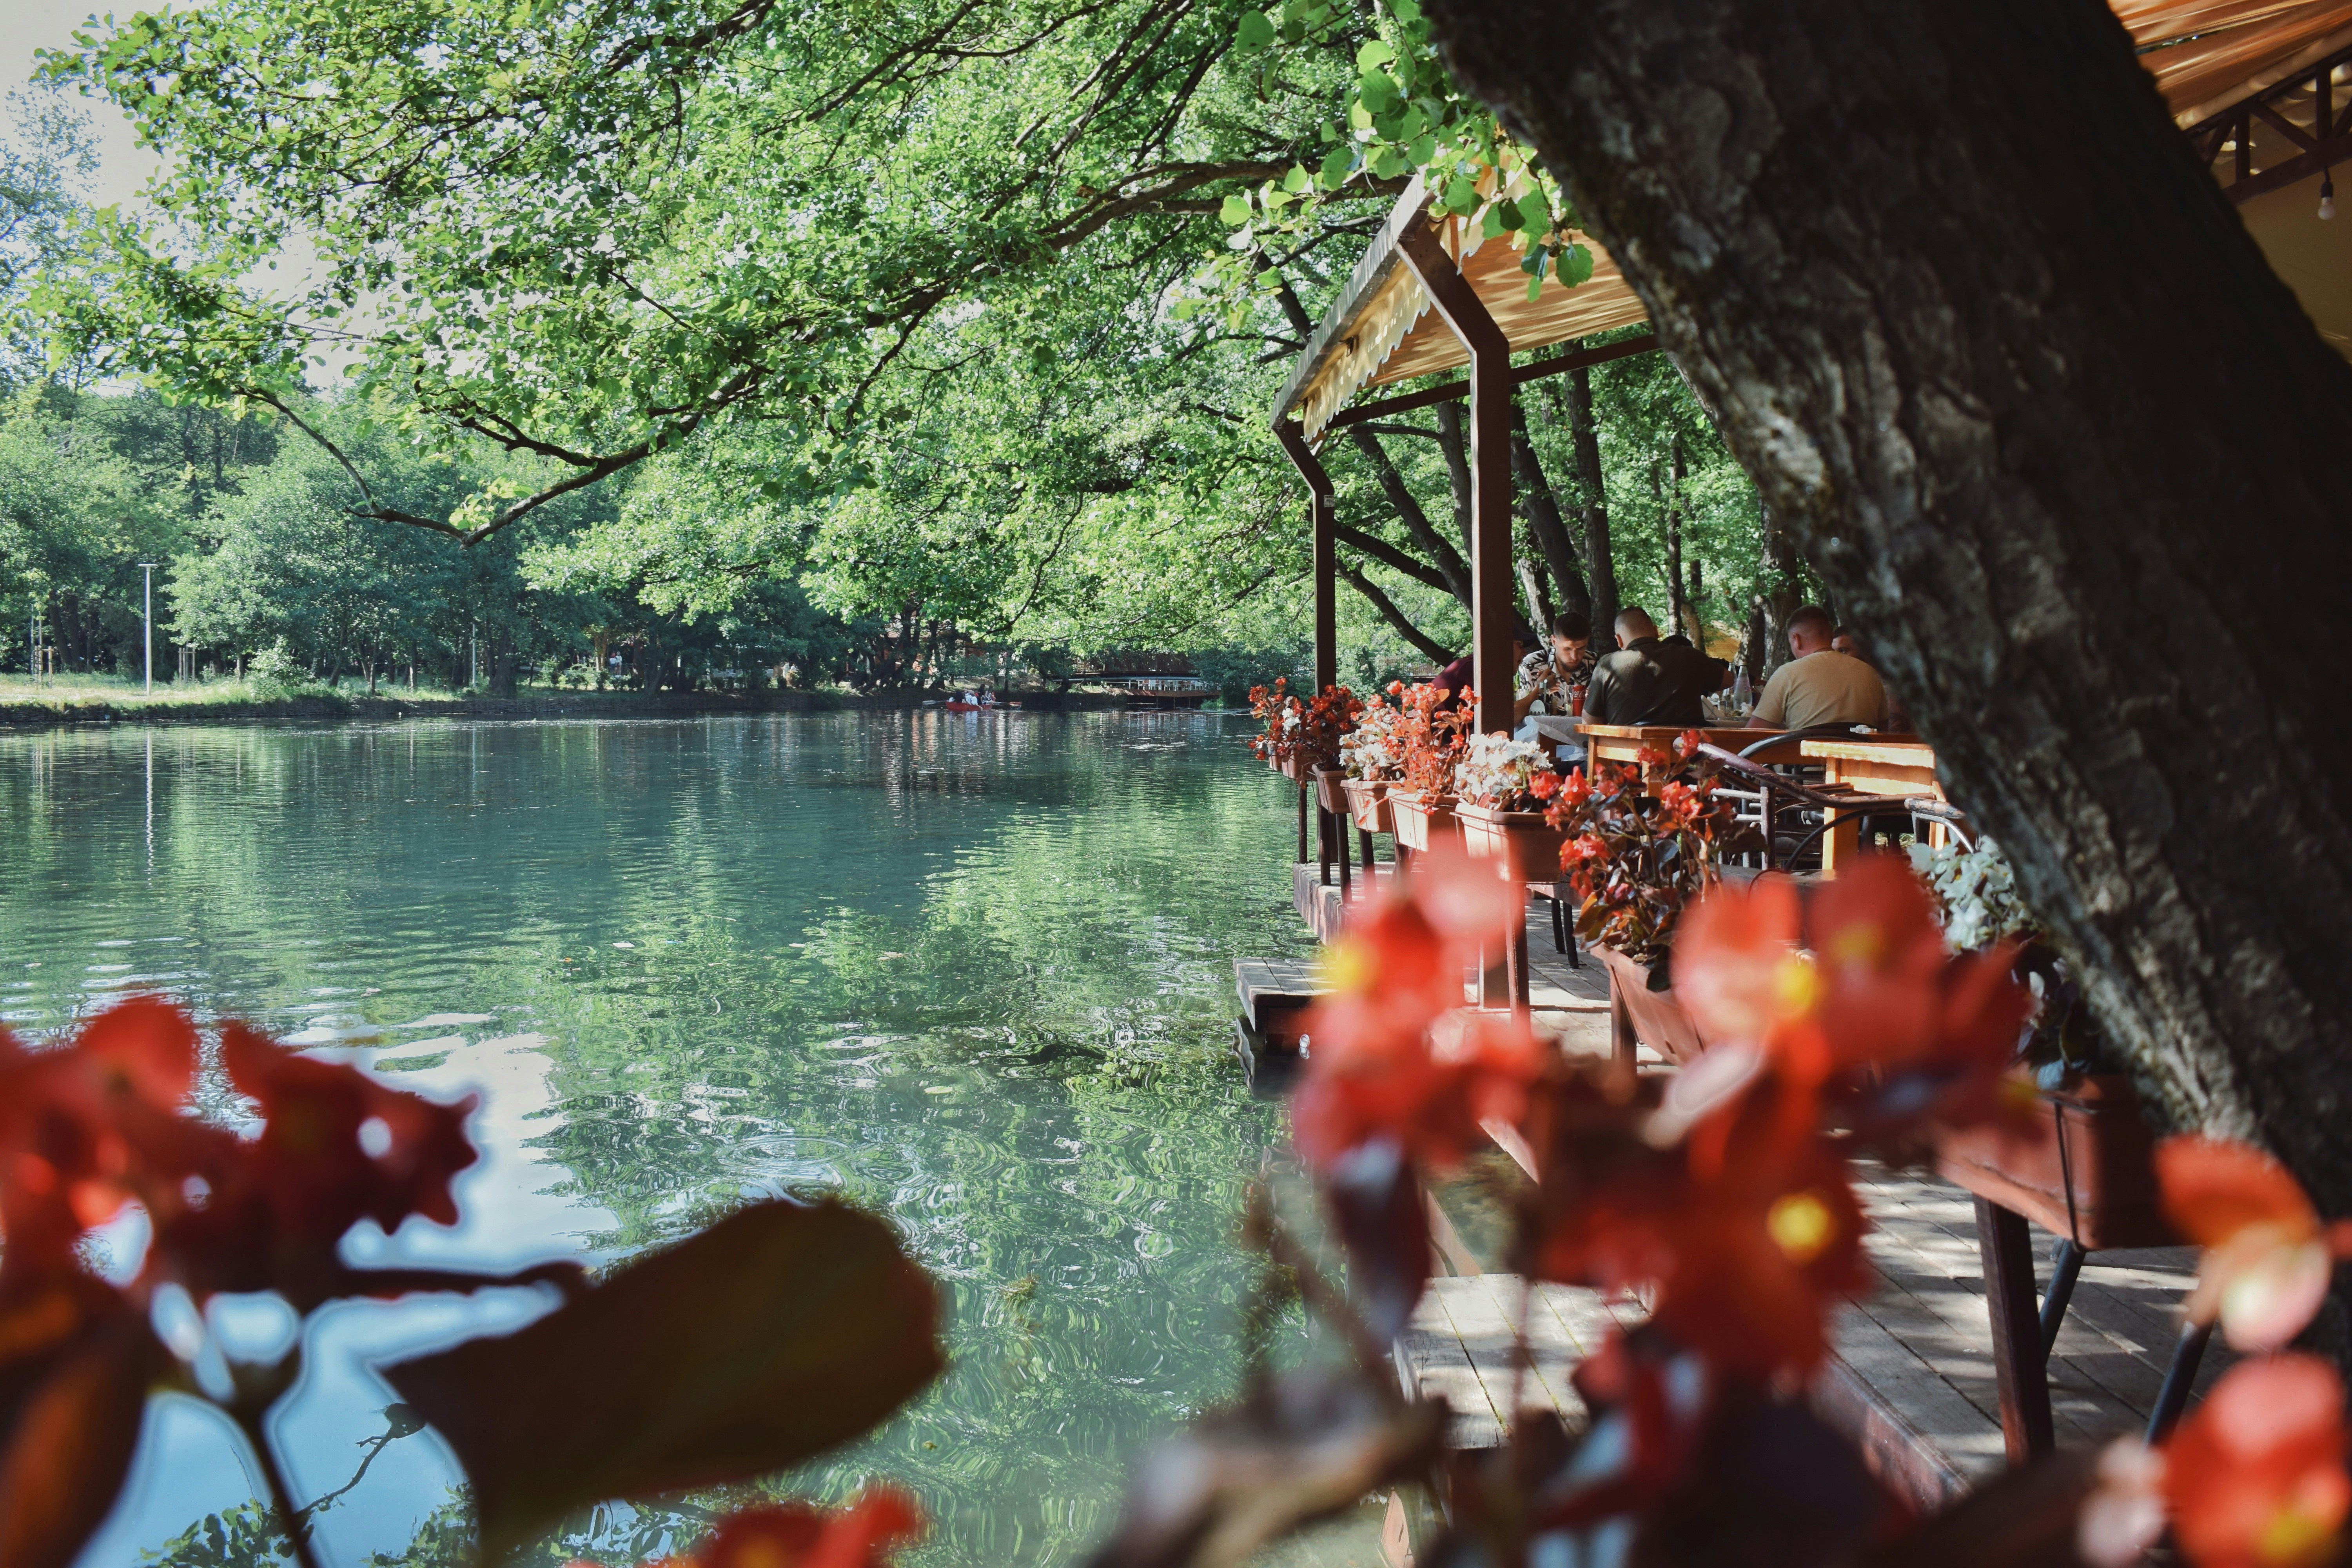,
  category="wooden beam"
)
[1317,333,1661,433]
[1398,220,1515,739]
[2223,128,2352,204]
[1275,419,1338,695]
